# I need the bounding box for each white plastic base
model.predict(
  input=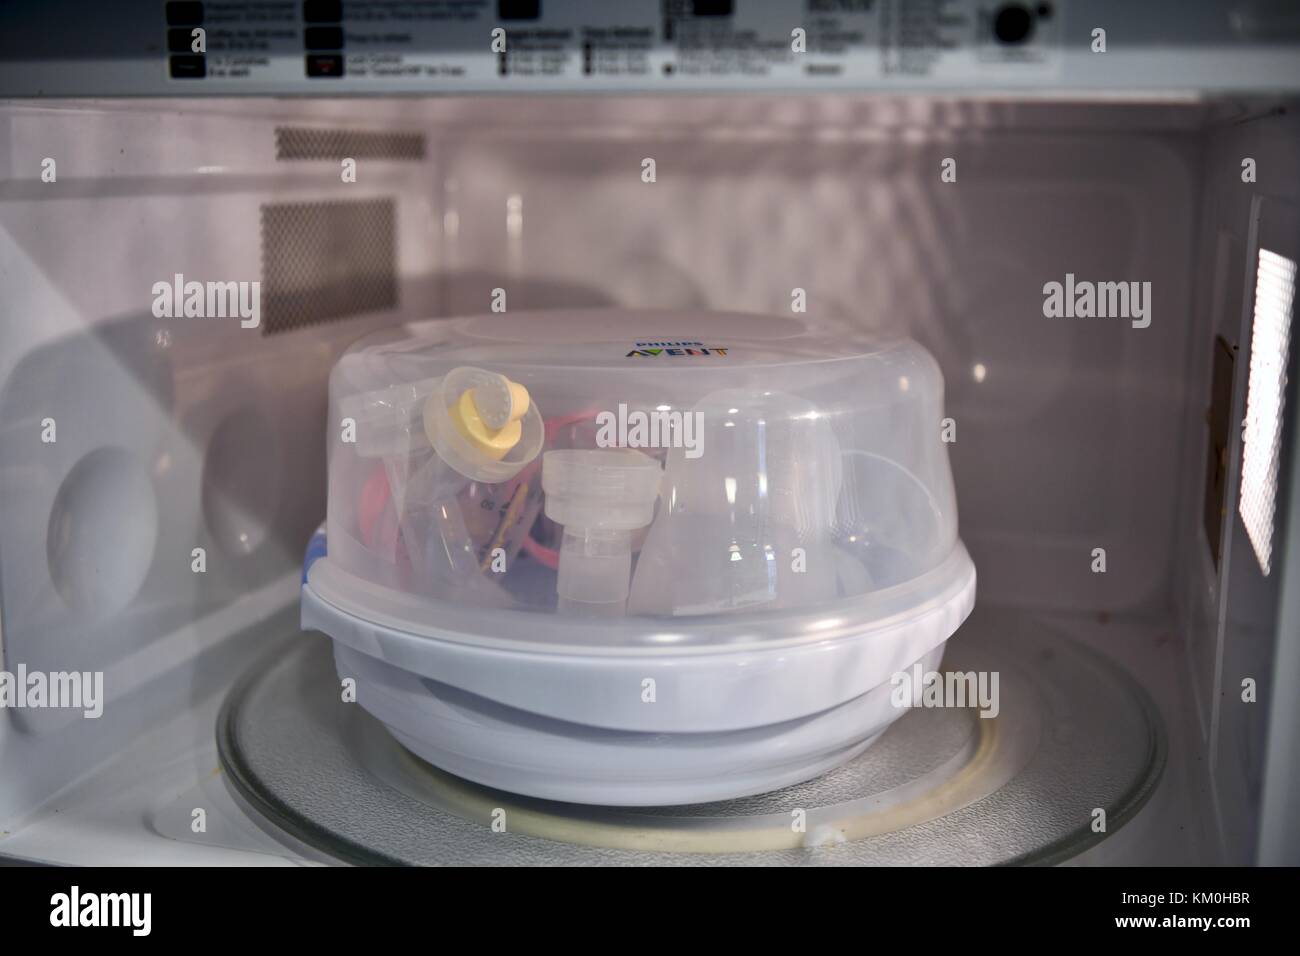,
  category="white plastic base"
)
[302,545,976,806]
[333,639,941,805]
